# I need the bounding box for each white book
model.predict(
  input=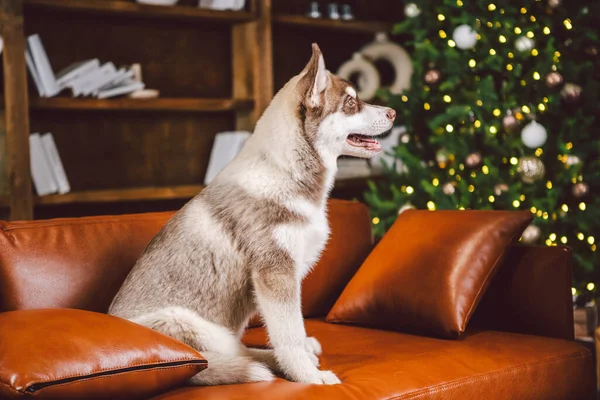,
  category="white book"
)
[336,158,371,179]
[69,62,116,97]
[25,49,46,97]
[55,58,100,88]
[29,133,58,196]
[204,131,251,185]
[94,68,135,94]
[27,34,60,97]
[97,81,145,99]
[40,133,70,194]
